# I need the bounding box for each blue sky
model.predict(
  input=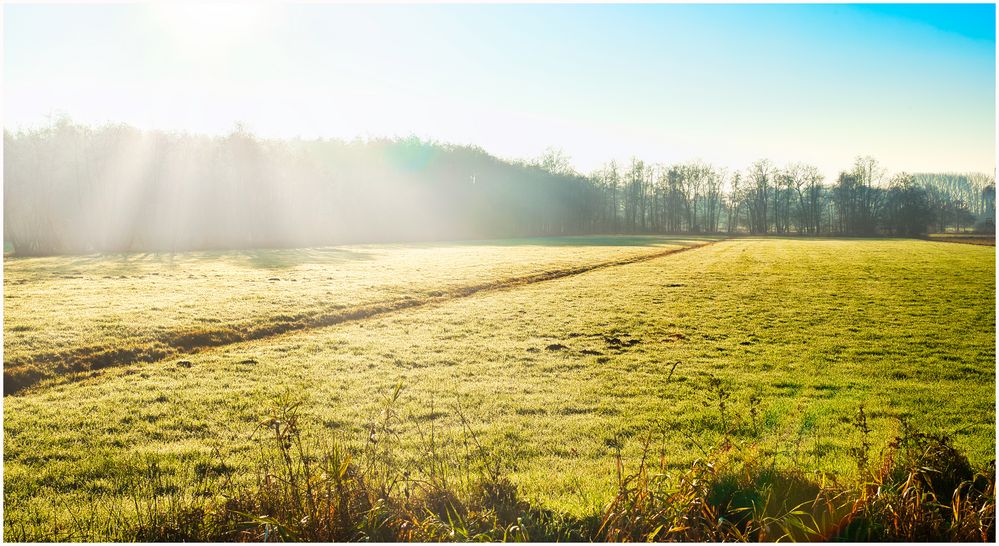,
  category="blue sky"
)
[4,3,995,178]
